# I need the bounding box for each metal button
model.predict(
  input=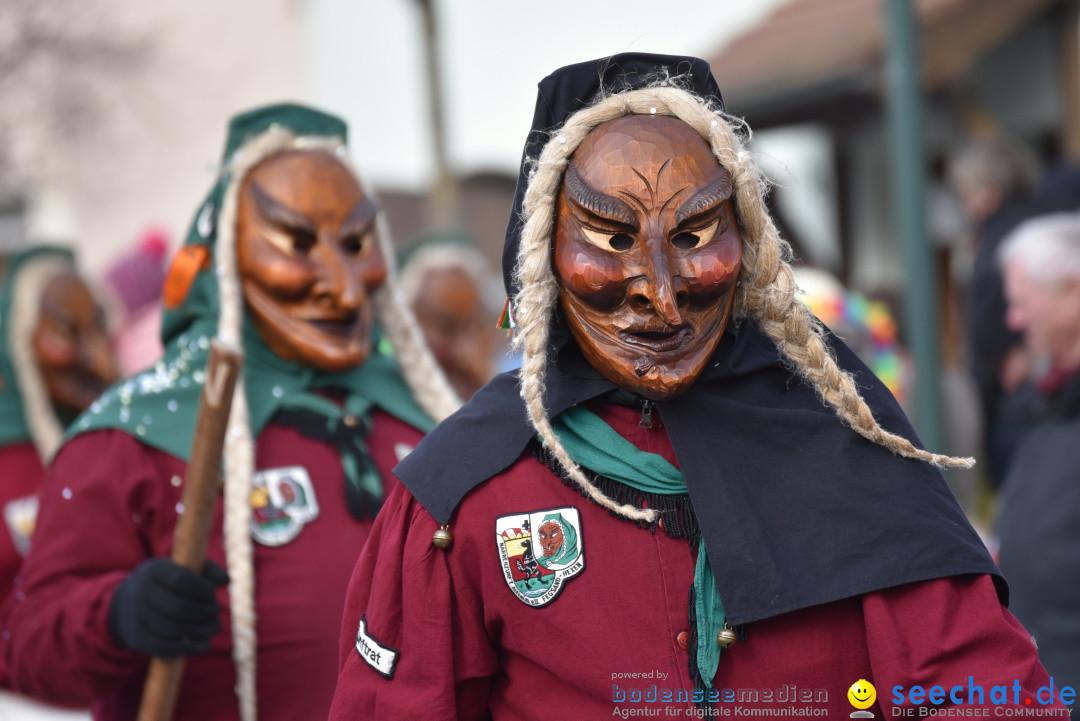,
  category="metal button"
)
[676,631,690,650]
[343,414,358,427]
